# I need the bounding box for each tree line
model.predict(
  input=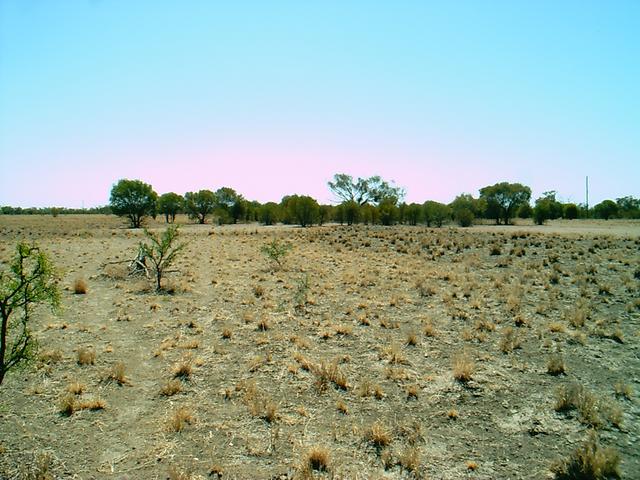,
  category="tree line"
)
[2,175,638,226]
